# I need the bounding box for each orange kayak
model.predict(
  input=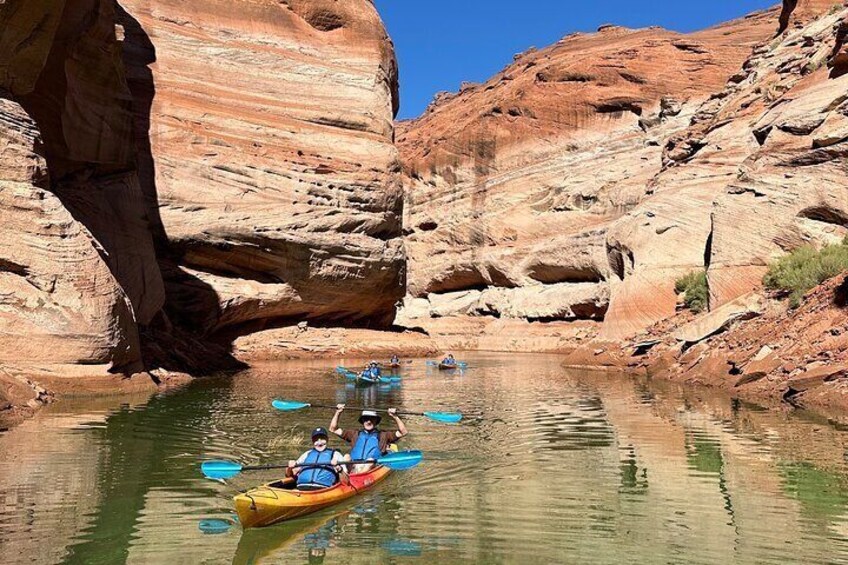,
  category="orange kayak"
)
[234,463,392,528]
